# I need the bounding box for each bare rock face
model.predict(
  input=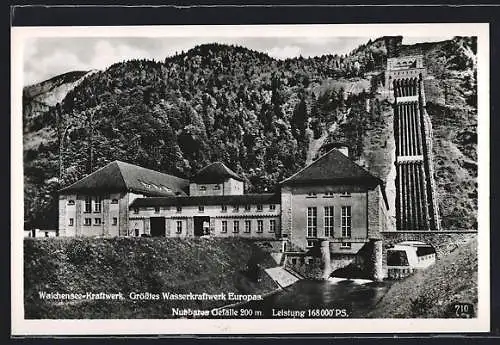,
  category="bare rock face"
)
[23,70,97,119]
